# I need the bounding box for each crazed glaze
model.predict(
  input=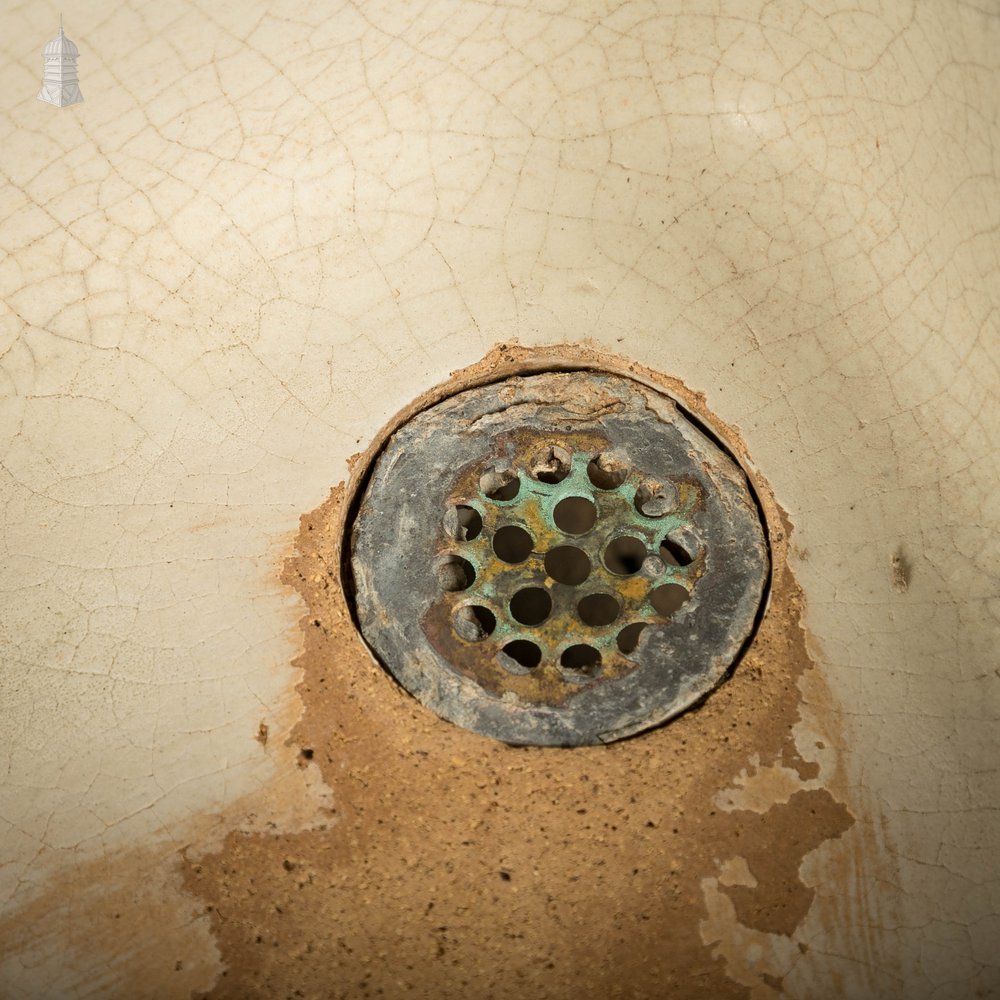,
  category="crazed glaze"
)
[0,2,997,996]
